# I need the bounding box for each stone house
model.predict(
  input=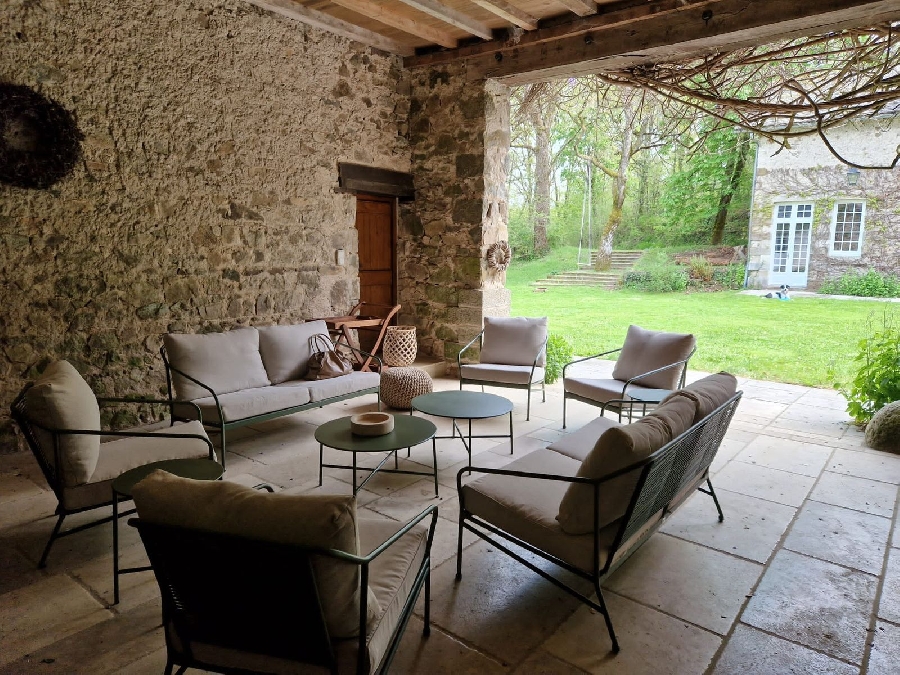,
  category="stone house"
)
[0,0,886,448]
[745,116,900,289]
